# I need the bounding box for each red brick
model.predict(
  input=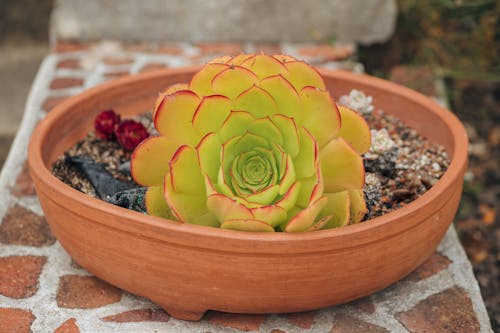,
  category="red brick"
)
[140,63,169,73]
[197,43,244,56]
[0,308,35,333]
[11,162,36,197]
[253,43,282,55]
[406,253,451,282]
[123,42,156,53]
[49,78,84,90]
[57,59,81,69]
[285,311,318,329]
[101,309,170,323]
[186,54,205,64]
[102,57,134,66]
[331,314,389,333]
[54,318,80,333]
[0,205,55,246]
[156,45,183,55]
[0,256,46,298]
[389,65,437,96]
[349,297,376,314]
[54,42,92,53]
[296,44,355,62]
[206,312,267,332]
[42,96,70,112]
[57,275,122,309]
[103,71,130,80]
[396,287,480,333]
